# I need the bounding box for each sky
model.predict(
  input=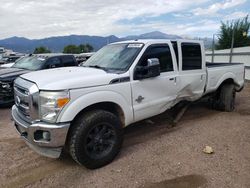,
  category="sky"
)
[0,0,249,39]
